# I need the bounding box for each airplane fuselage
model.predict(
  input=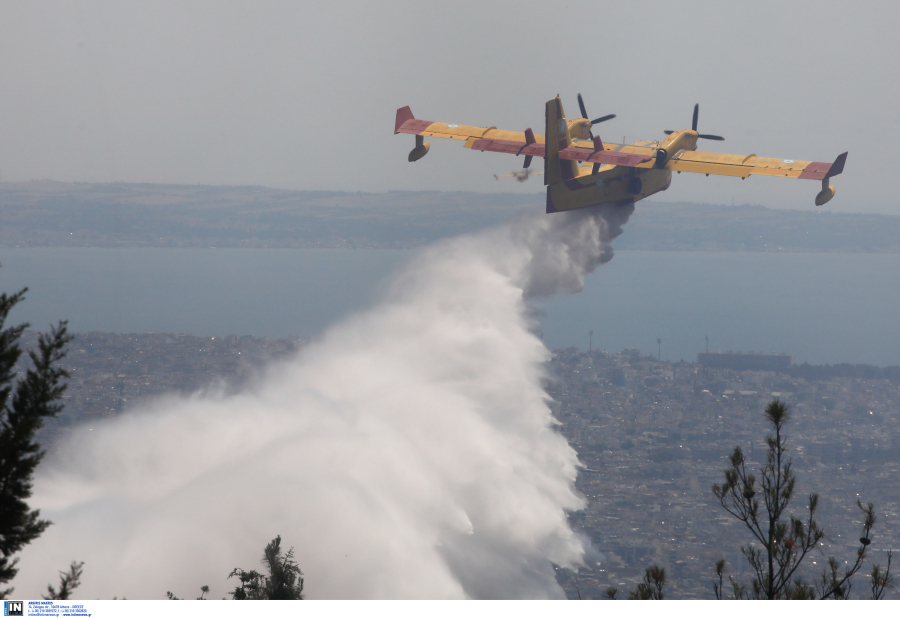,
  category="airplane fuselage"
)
[547,159,672,212]
[546,121,684,212]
